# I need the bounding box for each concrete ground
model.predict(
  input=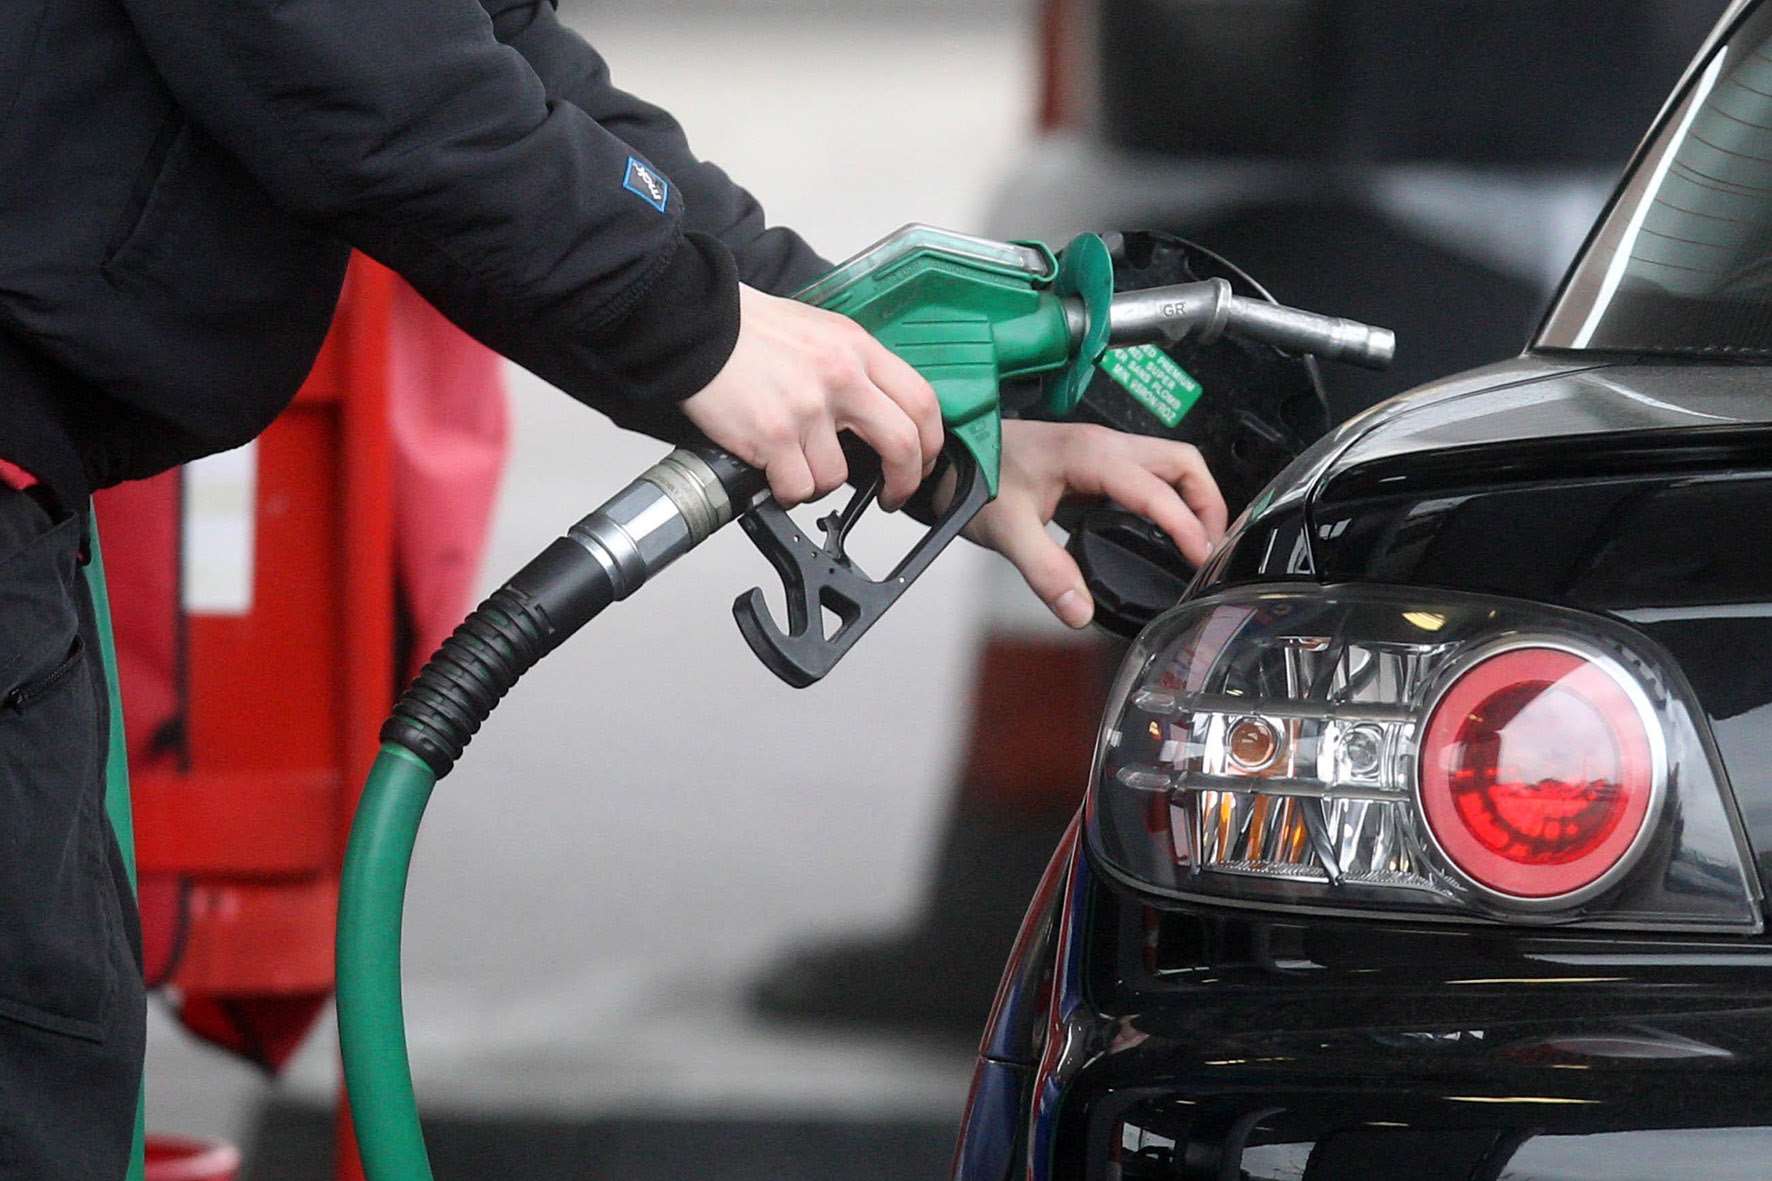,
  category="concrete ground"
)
[145,4,1039,1172]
